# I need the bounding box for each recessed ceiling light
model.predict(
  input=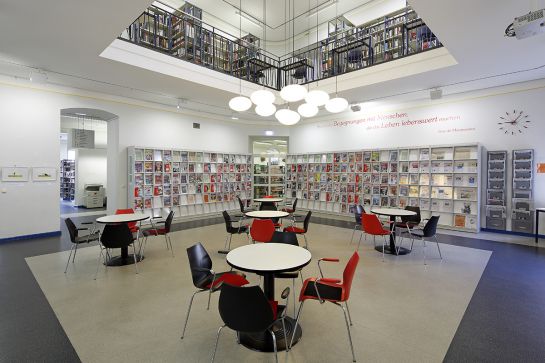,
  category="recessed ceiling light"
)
[231,115,239,120]
[265,130,274,136]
